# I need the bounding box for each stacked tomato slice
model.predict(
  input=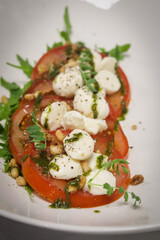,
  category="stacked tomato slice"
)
[9,45,131,208]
